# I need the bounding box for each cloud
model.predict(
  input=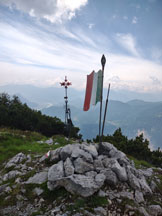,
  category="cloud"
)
[123,16,128,20]
[105,53,162,92]
[109,76,121,82]
[132,16,138,24]
[115,33,139,57]
[112,14,117,19]
[137,129,155,150]
[151,47,162,61]
[0,15,162,93]
[136,4,141,9]
[88,23,95,29]
[0,0,88,23]
[150,76,161,85]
